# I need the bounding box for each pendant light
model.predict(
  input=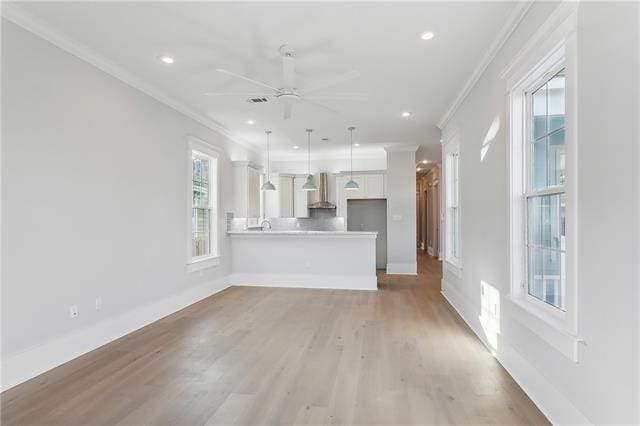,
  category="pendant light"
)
[261,130,276,191]
[302,128,317,191]
[344,126,359,190]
